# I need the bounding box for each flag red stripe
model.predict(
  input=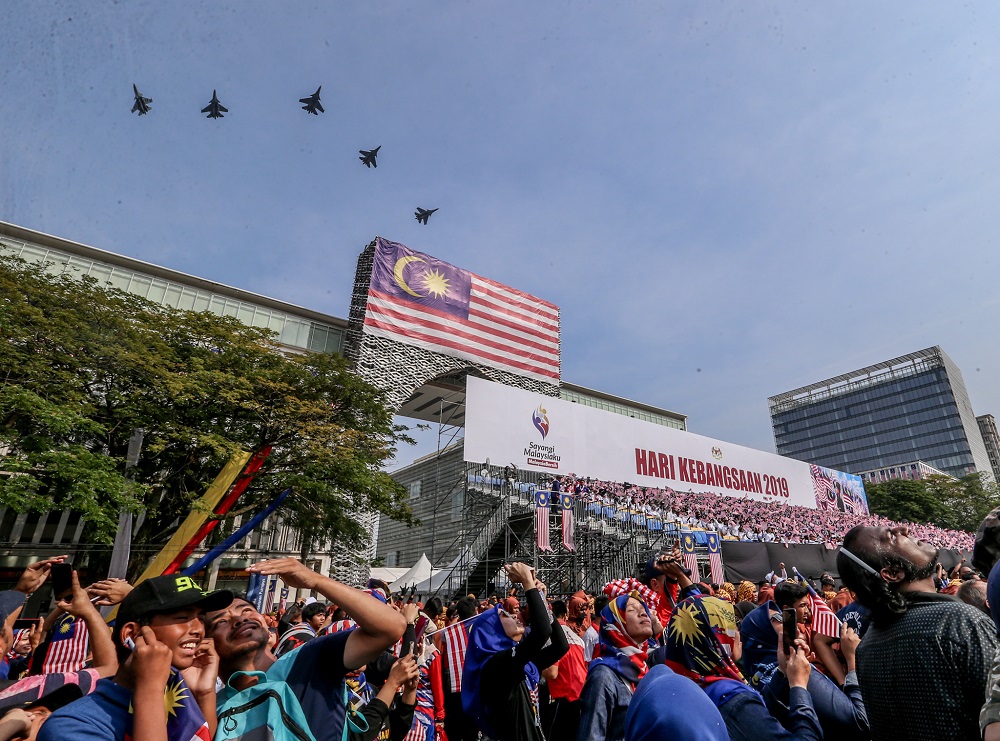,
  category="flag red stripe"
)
[368,293,559,358]
[469,288,560,334]
[473,274,559,312]
[467,303,559,345]
[368,287,559,351]
[441,623,468,692]
[364,318,560,379]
